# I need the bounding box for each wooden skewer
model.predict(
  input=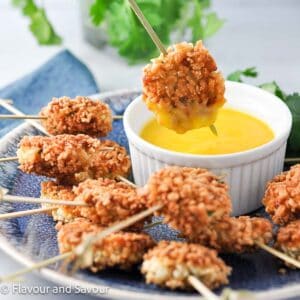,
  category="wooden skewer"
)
[127,0,218,136]
[128,0,167,55]
[116,175,137,187]
[0,194,89,207]
[0,114,123,120]
[0,252,71,283]
[0,99,50,136]
[0,156,18,163]
[188,276,220,300]
[284,157,300,163]
[0,99,13,105]
[0,205,161,282]
[0,207,57,220]
[255,241,300,269]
